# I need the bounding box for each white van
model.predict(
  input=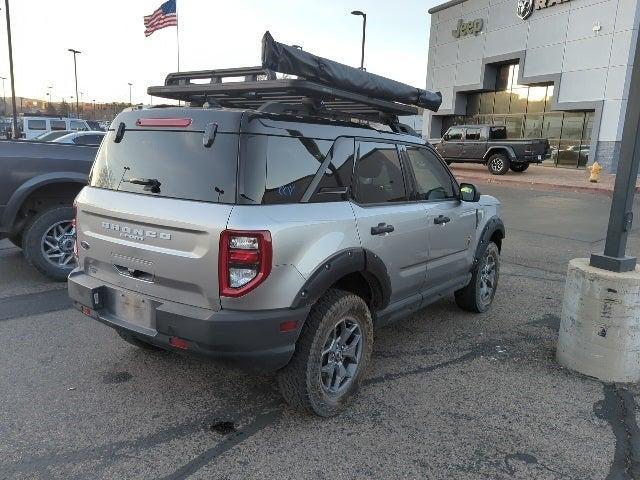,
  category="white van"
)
[22,117,90,140]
